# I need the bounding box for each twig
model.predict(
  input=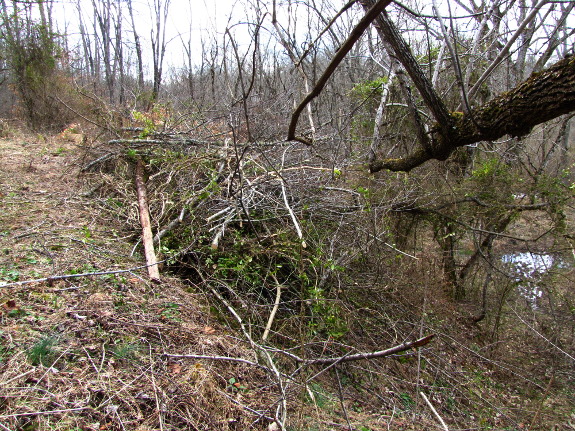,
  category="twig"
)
[529,375,554,430]
[280,179,306,248]
[262,274,284,342]
[278,147,306,248]
[335,368,352,431]
[0,408,90,419]
[295,0,357,67]
[1,370,34,386]
[217,389,275,422]
[163,353,270,371]
[154,207,187,243]
[420,392,449,431]
[52,94,114,135]
[511,308,575,362]
[149,345,165,431]
[82,346,100,376]
[207,280,288,429]
[0,262,165,289]
[81,153,114,172]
